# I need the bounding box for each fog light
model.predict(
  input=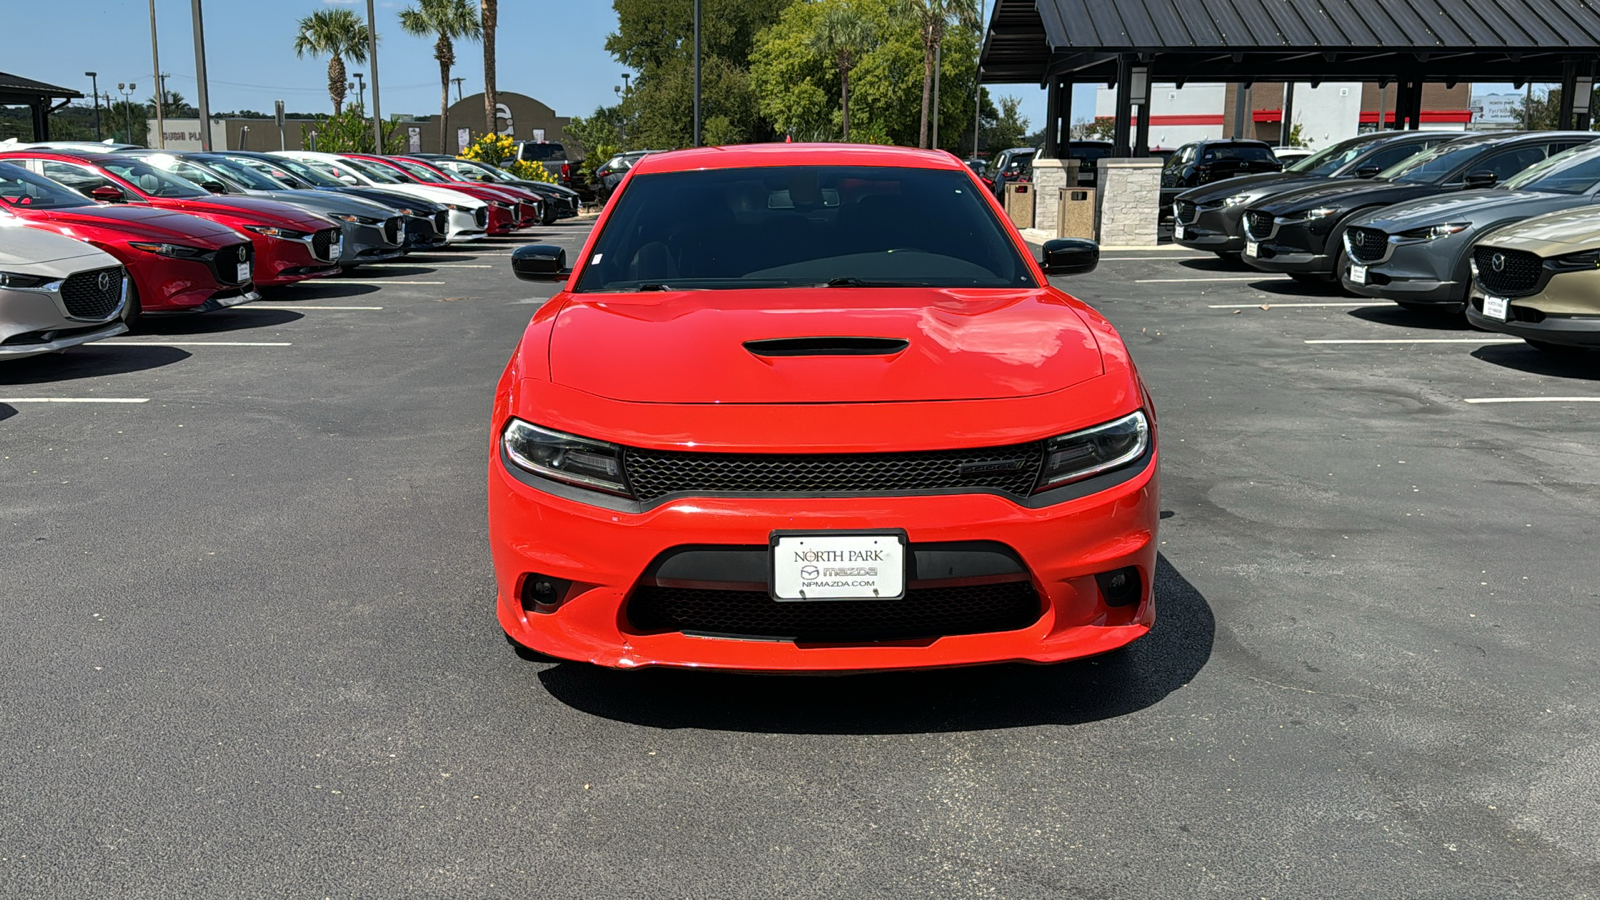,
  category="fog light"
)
[1094,566,1142,607]
[519,574,572,613]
